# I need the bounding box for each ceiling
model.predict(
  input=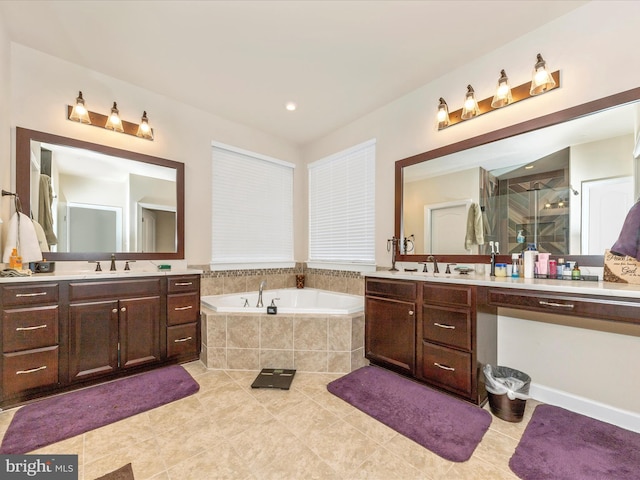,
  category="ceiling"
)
[0,1,588,145]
